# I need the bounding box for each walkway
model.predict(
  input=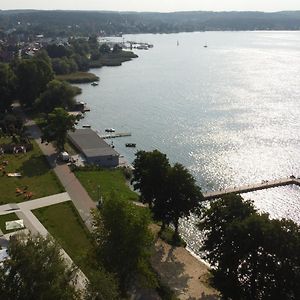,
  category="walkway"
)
[0,192,70,216]
[0,193,88,292]
[203,177,300,200]
[19,108,96,231]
